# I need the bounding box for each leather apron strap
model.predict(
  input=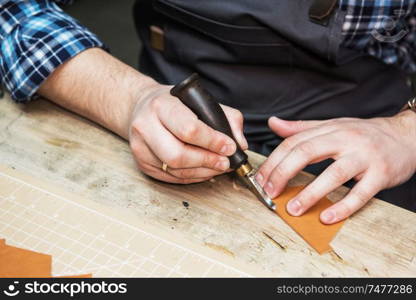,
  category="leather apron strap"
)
[309,0,338,26]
